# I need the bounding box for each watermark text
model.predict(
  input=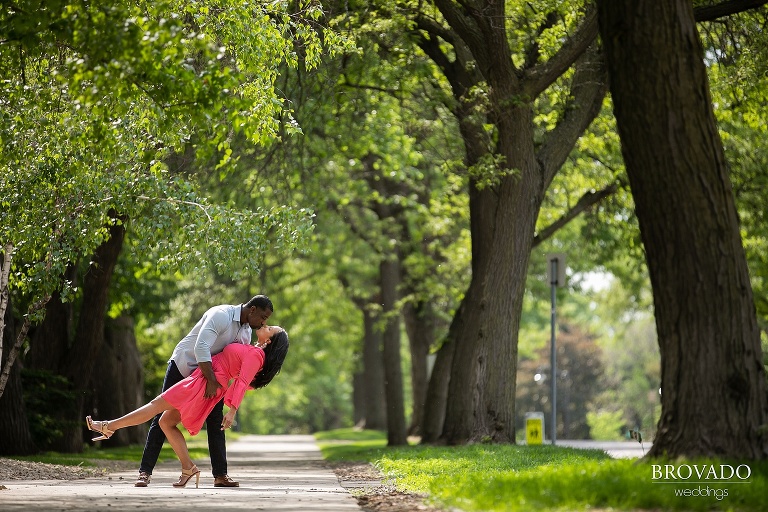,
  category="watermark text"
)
[651,463,751,503]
